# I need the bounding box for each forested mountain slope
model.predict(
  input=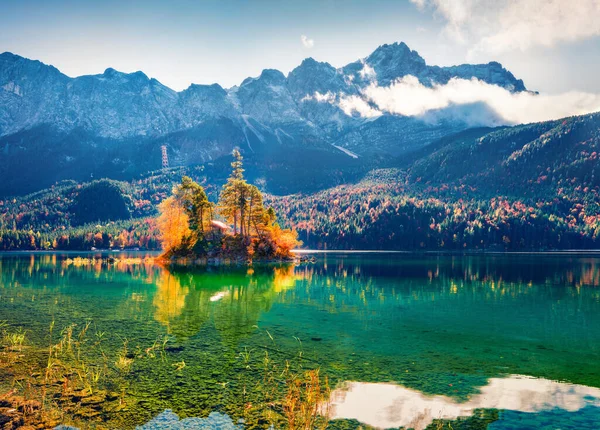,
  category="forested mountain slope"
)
[271,113,600,250]
[405,112,600,199]
[1,112,599,251]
